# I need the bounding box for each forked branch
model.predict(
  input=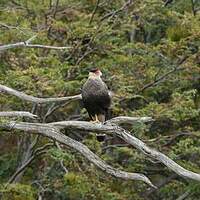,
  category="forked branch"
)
[50,120,200,182]
[0,121,155,188]
[0,35,71,51]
